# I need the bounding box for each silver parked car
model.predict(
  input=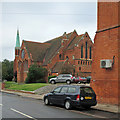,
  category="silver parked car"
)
[49,74,75,84]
